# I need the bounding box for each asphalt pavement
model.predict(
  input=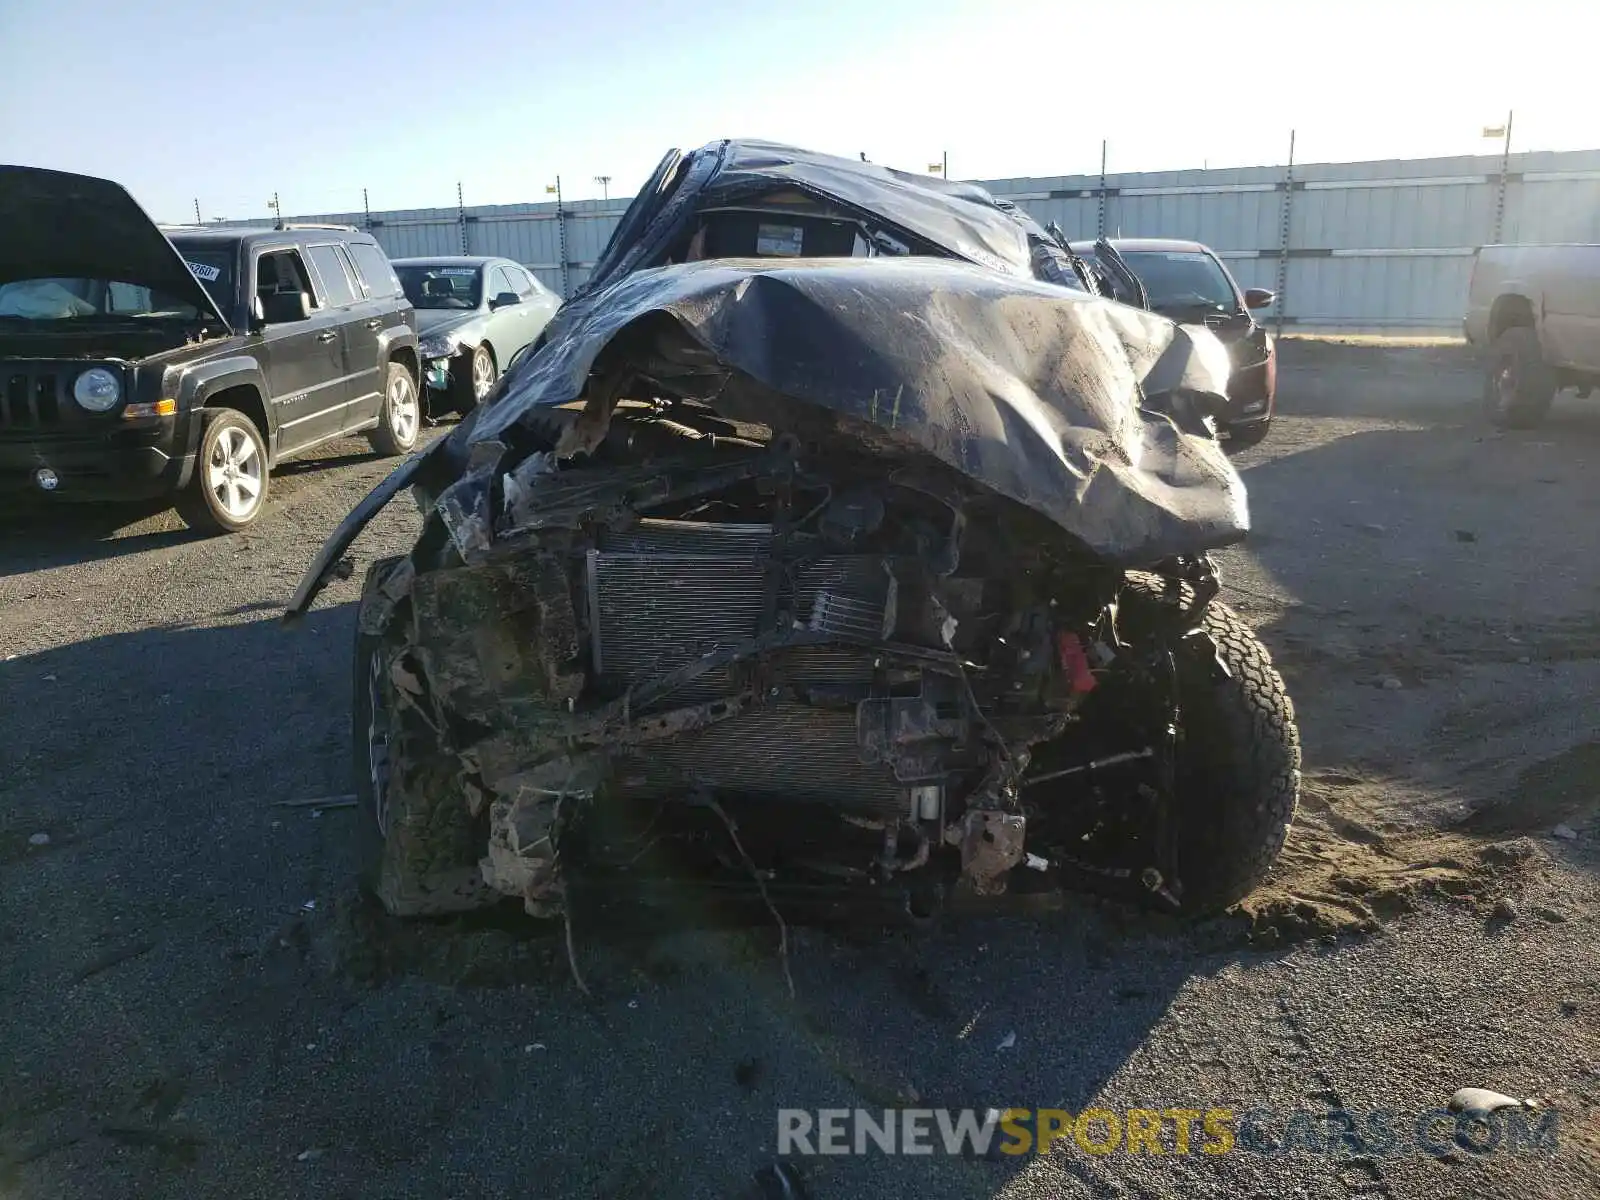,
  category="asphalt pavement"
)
[2,342,1596,1199]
